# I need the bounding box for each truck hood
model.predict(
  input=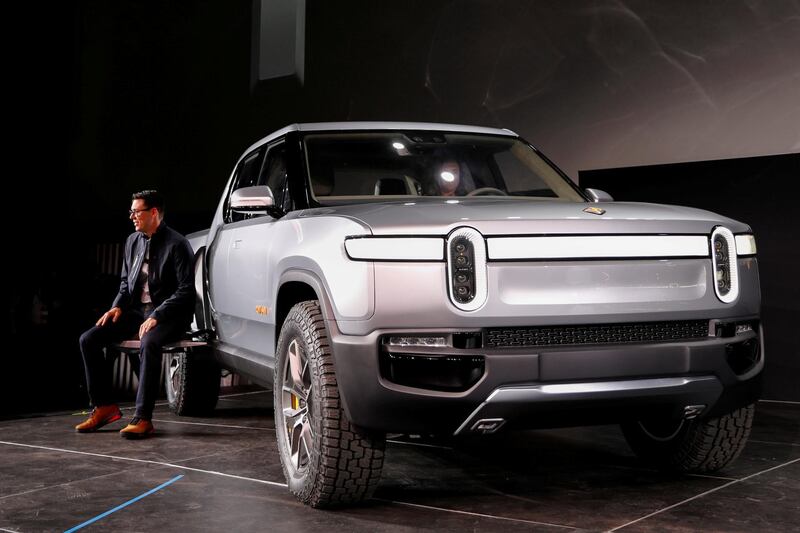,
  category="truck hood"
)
[298,198,750,236]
